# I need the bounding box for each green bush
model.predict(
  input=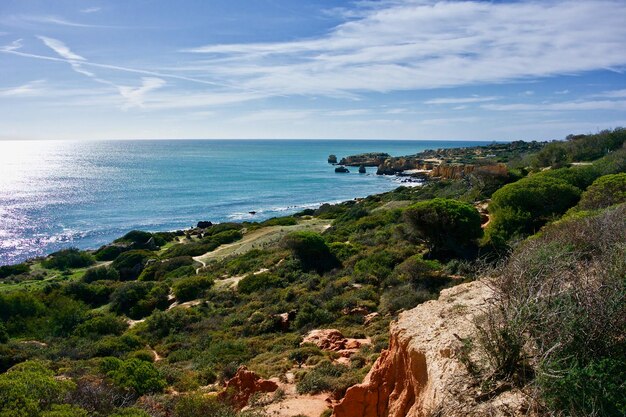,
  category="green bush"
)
[238,272,285,294]
[173,275,214,301]
[42,248,95,270]
[282,232,339,274]
[261,216,298,226]
[0,361,76,416]
[74,313,128,337]
[578,173,626,210]
[404,198,482,257]
[110,281,169,319]
[111,250,155,280]
[94,245,125,261]
[105,358,167,395]
[64,281,114,307]
[109,408,152,417]
[0,263,30,279]
[41,404,89,417]
[82,266,120,283]
[486,175,581,243]
[139,256,195,281]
